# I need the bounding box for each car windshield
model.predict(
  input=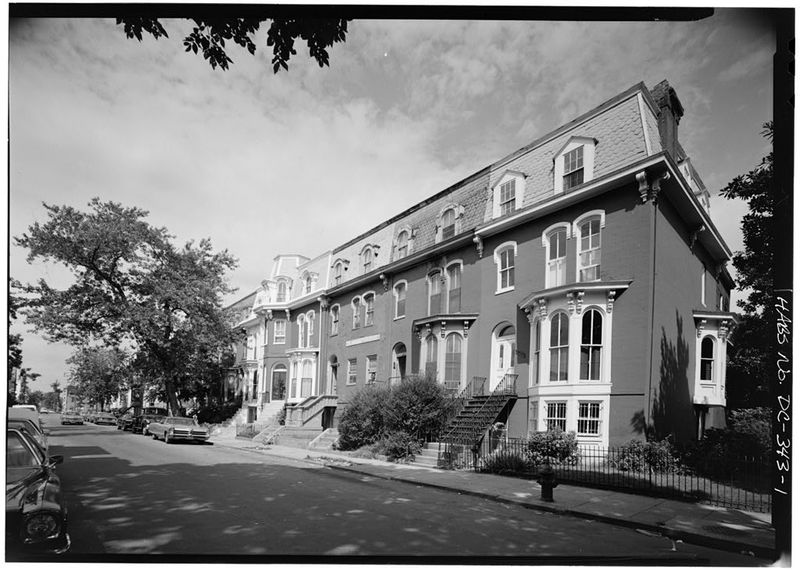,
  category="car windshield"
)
[168,417,196,426]
[7,431,43,467]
